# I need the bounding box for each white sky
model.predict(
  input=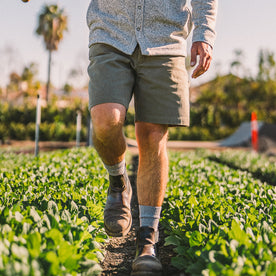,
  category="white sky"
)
[0,0,276,88]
